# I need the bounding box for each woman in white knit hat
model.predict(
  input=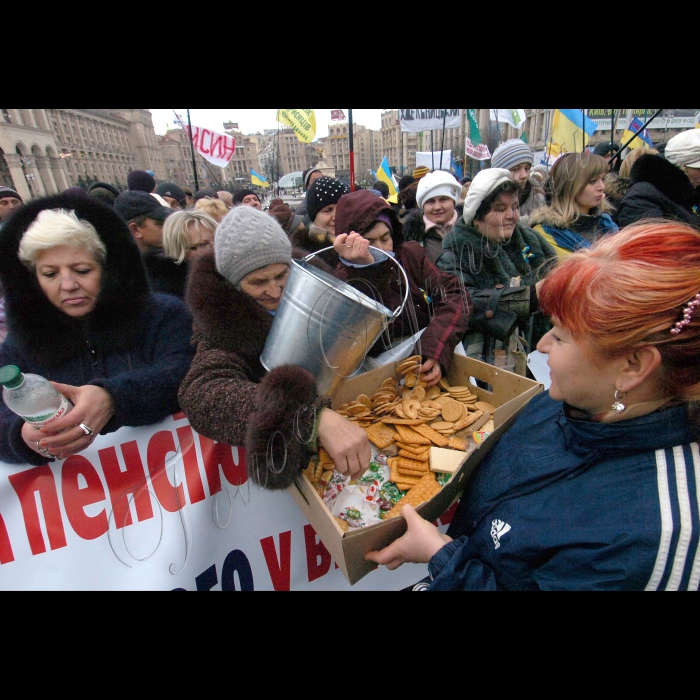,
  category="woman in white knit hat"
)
[178,205,371,491]
[402,170,462,264]
[437,168,557,372]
